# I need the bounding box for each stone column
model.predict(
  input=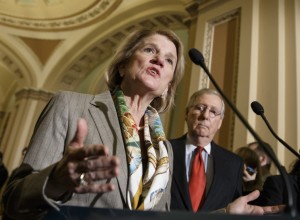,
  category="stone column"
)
[1,88,53,173]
